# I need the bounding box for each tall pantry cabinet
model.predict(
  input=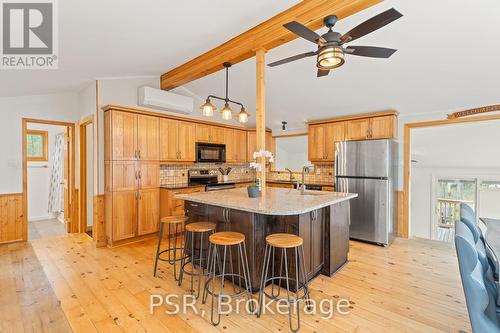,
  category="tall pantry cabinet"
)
[105,110,160,246]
